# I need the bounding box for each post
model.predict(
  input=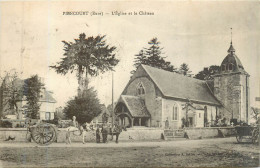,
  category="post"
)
[112,72,114,126]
